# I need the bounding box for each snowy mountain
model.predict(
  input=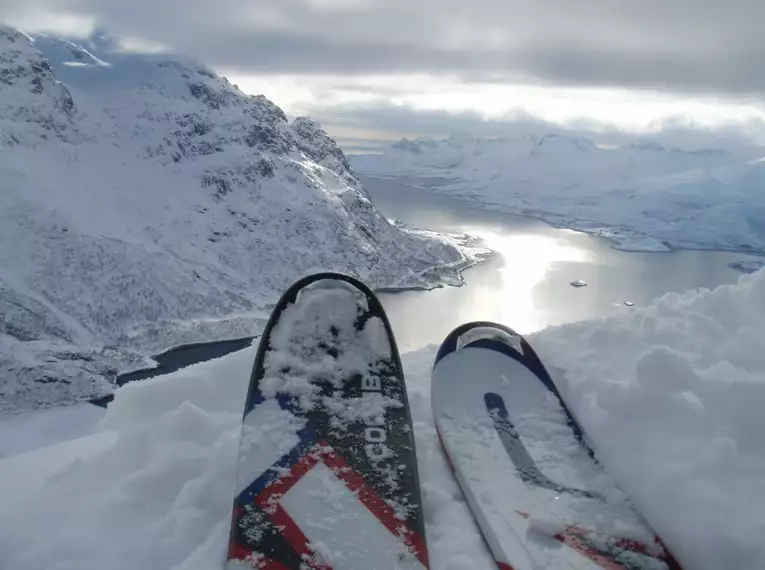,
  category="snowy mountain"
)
[352,134,765,251]
[0,27,477,413]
